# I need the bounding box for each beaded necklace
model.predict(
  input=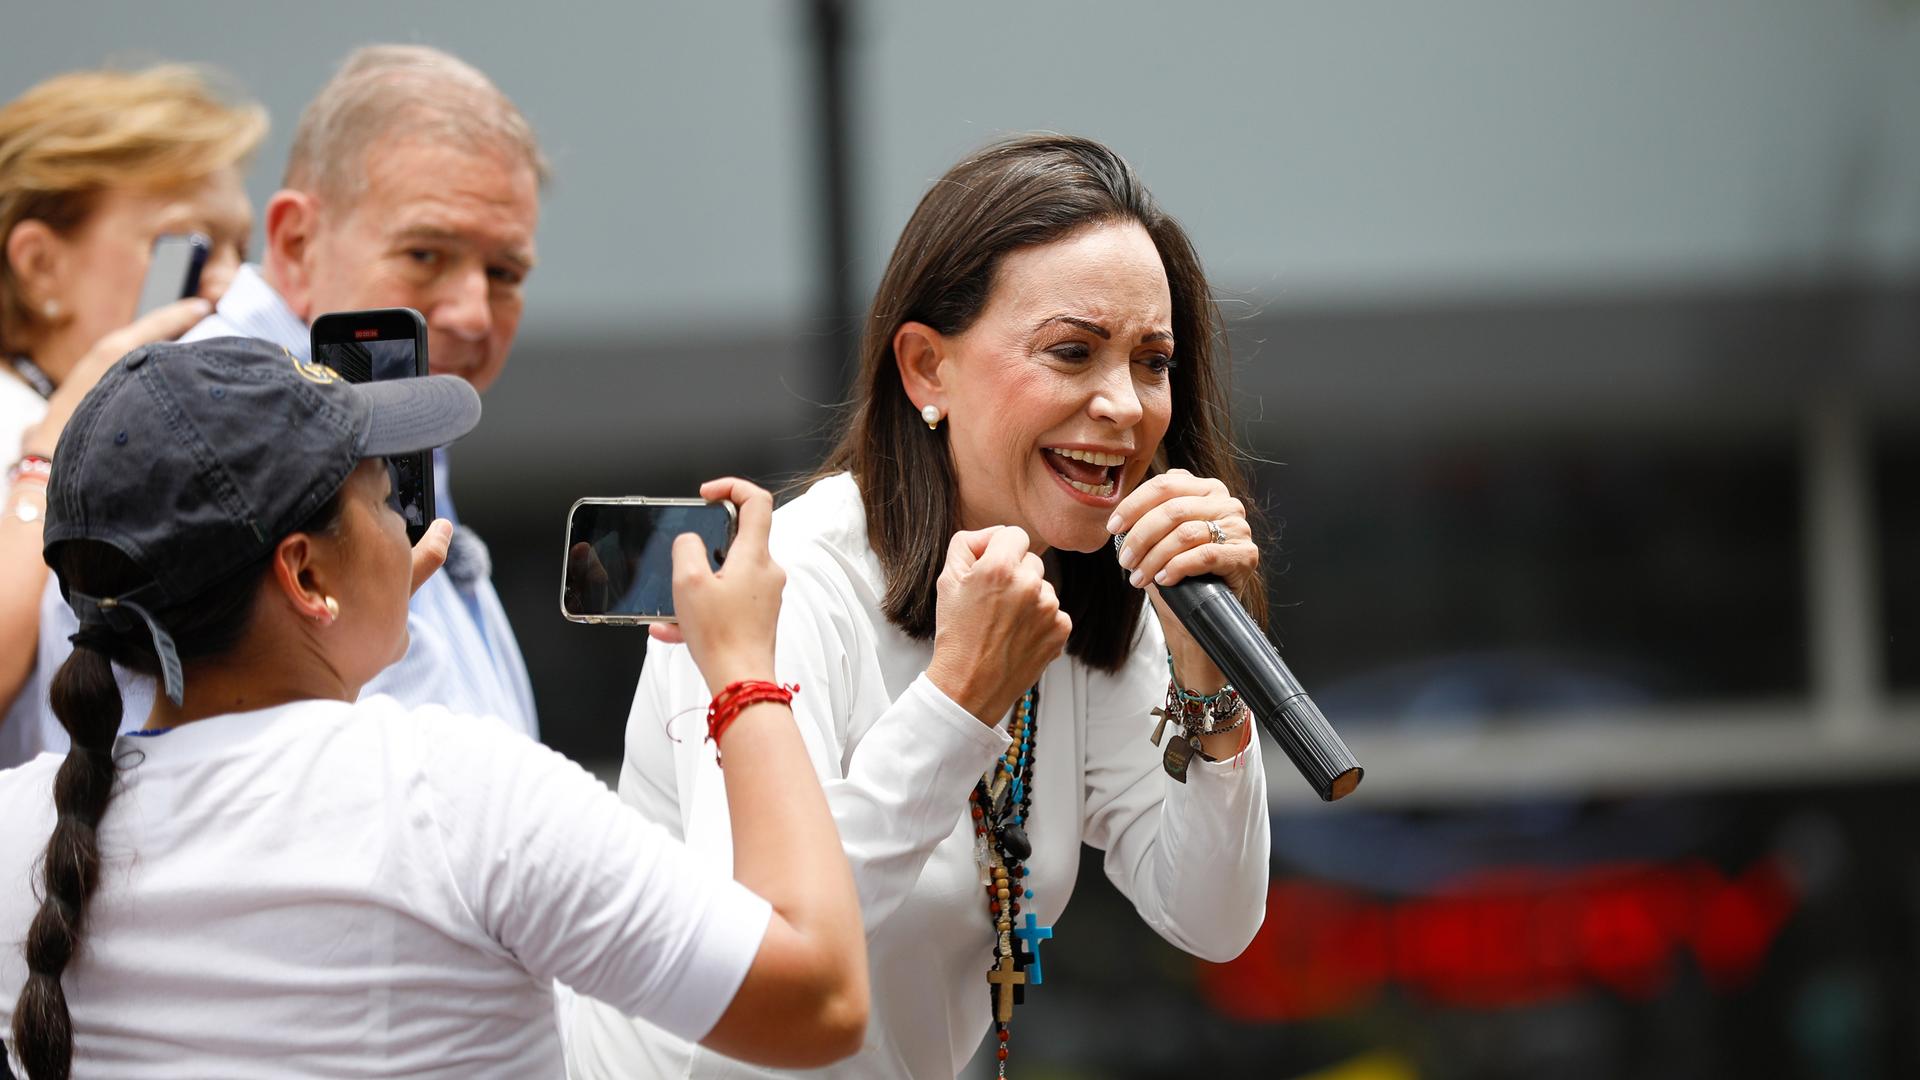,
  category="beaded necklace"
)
[970,682,1052,1077]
